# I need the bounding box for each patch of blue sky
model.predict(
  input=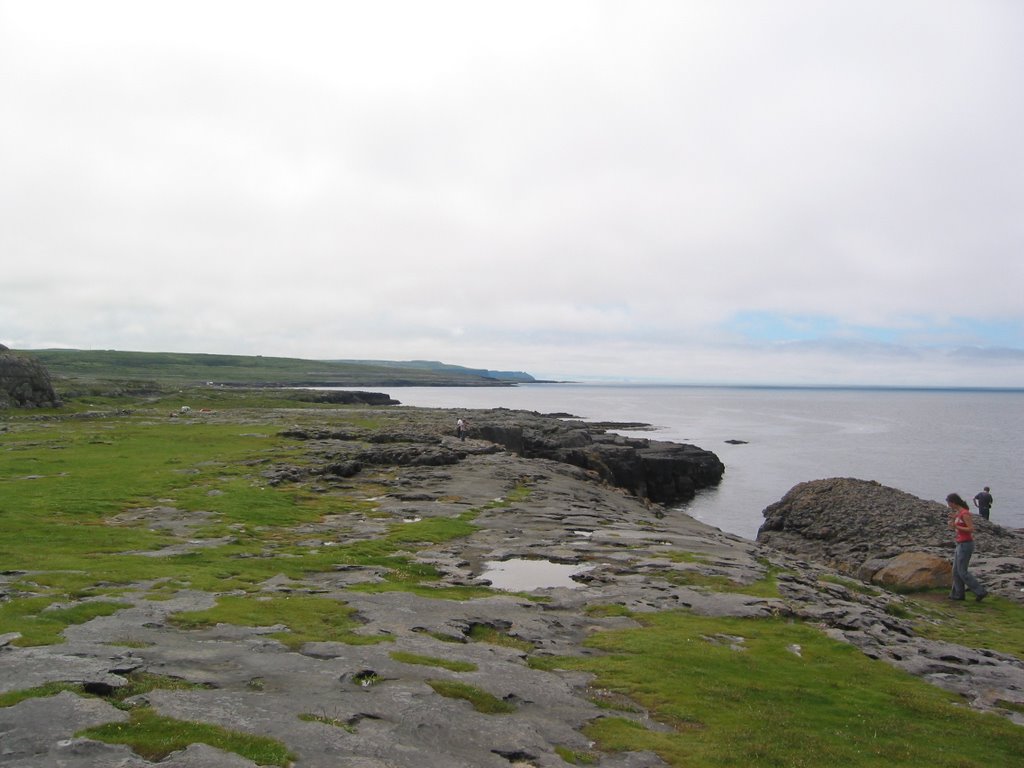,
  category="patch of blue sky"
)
[726,312,896,343]
[950,317,1024,348]
[725,311,1024,349]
